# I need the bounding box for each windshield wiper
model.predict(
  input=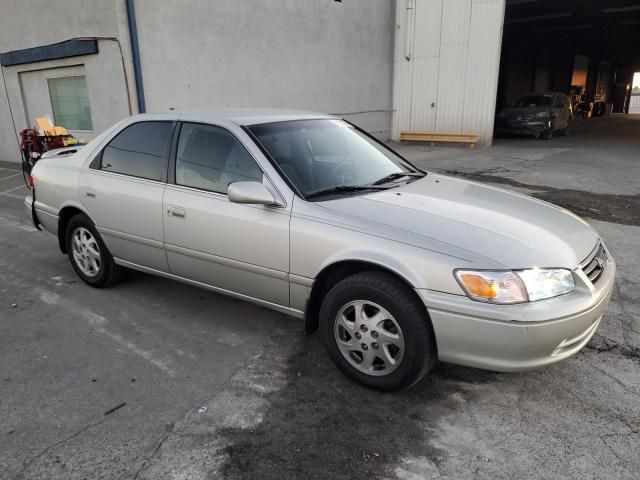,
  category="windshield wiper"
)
[372,171,426,185]
[306,184,392,199]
